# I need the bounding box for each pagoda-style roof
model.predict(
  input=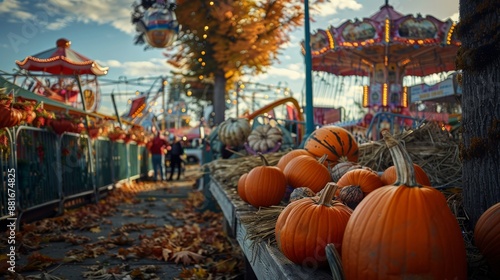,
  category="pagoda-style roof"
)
[16,38,108,76]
